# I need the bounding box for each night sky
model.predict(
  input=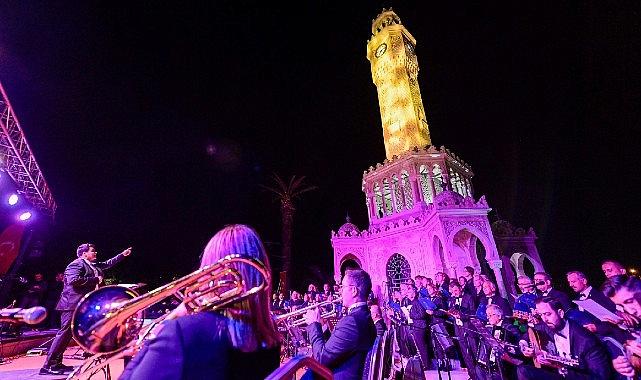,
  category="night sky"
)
[0,2,639,291]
